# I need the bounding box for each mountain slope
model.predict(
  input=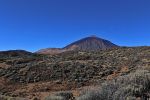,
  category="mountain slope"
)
[0,46,149,99]
[37,36,118,54]
[0,50,33,57]
[64,36,118,51]
[0,38,149,100]
[36,48,64,55]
